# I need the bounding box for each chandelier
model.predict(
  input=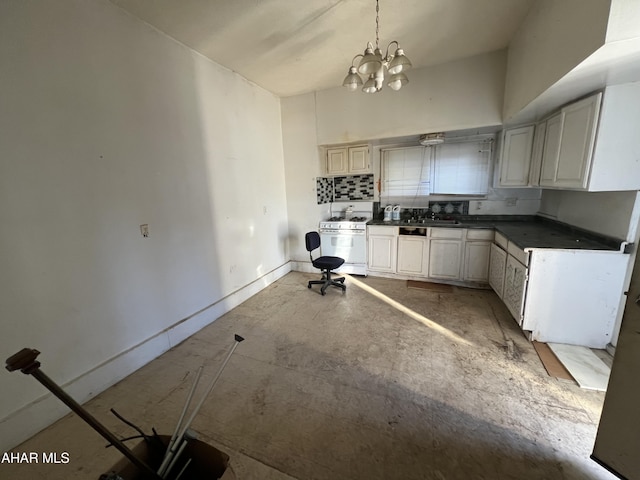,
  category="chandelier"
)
[342,0,412,93]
